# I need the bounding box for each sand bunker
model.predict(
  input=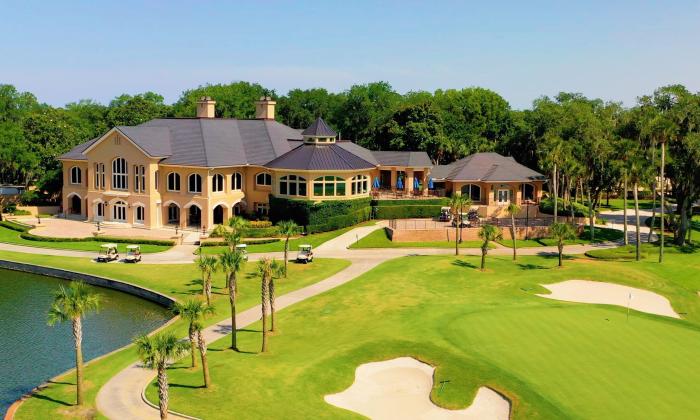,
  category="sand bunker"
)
[325,357,510,419]
[538,280,679,318]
